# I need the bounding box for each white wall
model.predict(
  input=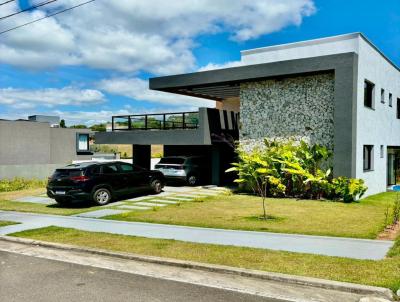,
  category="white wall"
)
[241,34,359,65]
[356,37,400,196]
